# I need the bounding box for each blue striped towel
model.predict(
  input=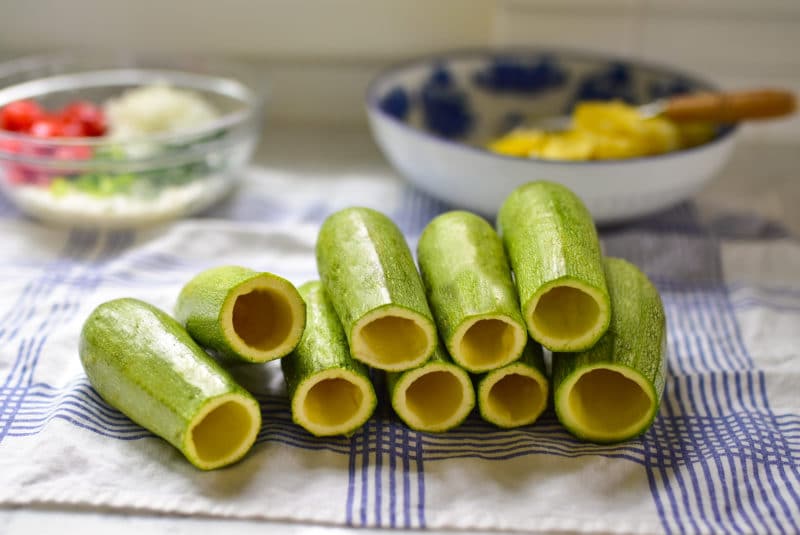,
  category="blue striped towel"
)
[0,171,798,534]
